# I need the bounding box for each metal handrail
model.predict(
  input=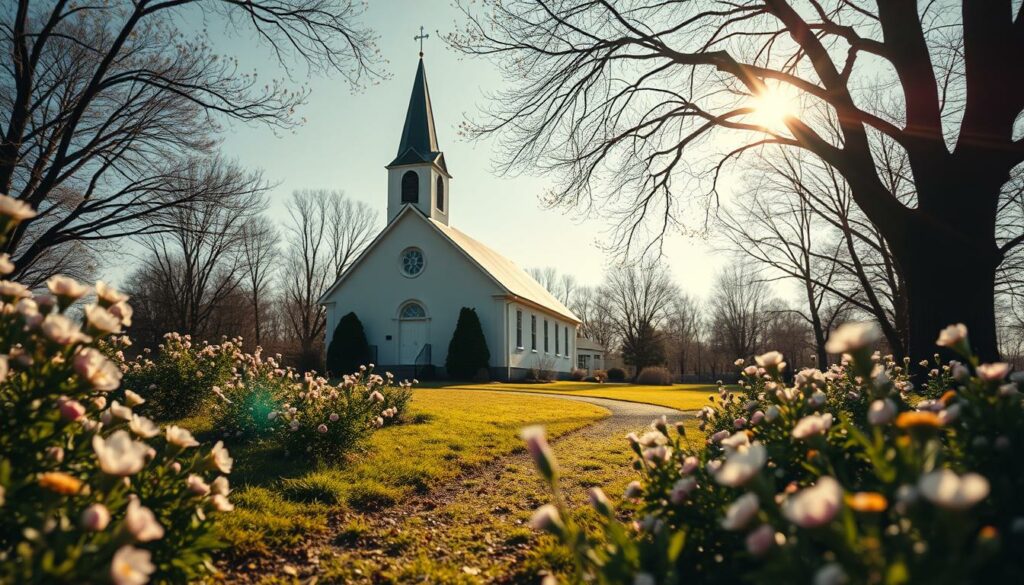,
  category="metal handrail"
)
[414,343,431,378]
